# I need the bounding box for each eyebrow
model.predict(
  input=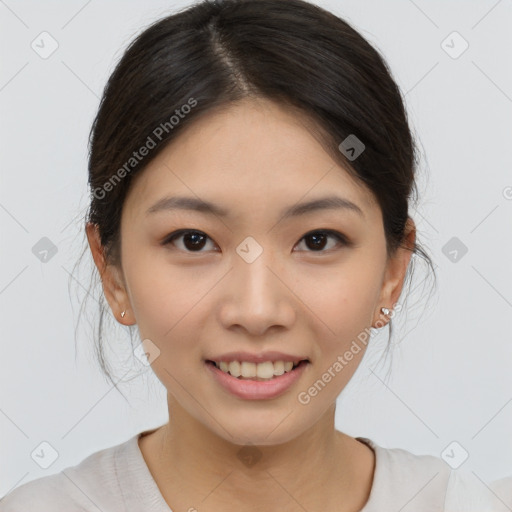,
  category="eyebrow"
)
[145,195,364,219]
